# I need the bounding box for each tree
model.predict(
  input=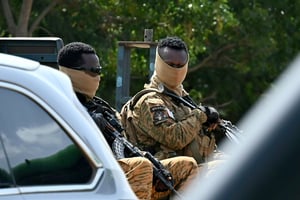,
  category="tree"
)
[0,0,60,36]
[1,0,299,123]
